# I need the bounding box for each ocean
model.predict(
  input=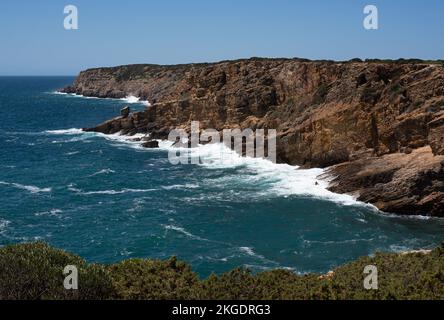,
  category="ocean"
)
[0,76,443,277]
